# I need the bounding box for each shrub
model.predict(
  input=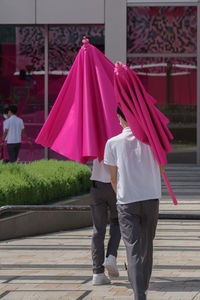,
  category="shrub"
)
[0,160,91,206]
